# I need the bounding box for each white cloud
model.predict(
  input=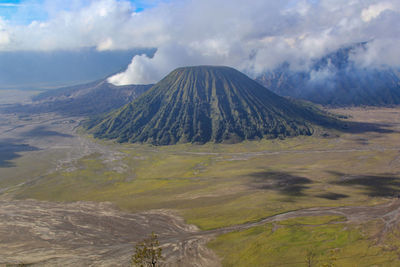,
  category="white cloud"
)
[0,18,10,46]
[97,37,114,51]
[361,2,394,22]
[0,3,24,7]
[108,43,224,84]
[350,39,400,68]
[107,0,400,84]
[0,31,10,46]
[1,0,400,84]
